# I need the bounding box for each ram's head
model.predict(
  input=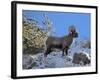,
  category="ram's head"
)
[68,25,78,38]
